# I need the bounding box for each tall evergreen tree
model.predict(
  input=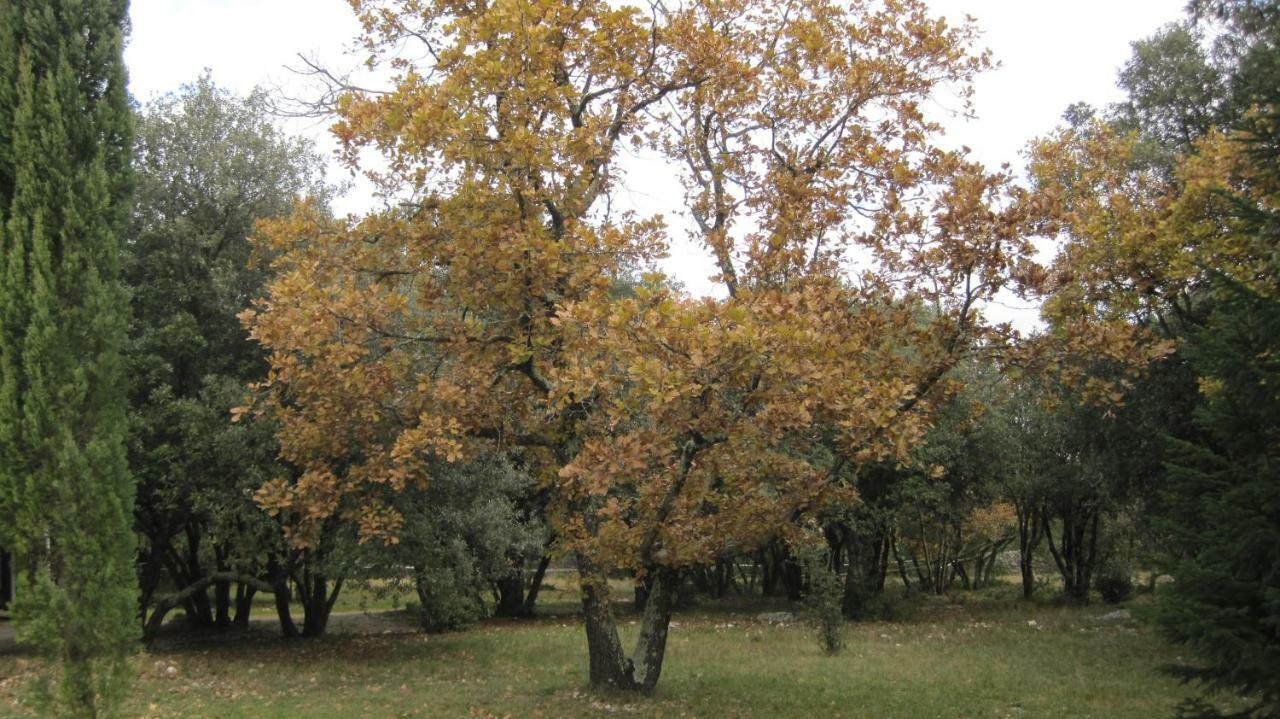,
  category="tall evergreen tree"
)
[1157,280,1280,718]
[1151,3,1280,716]
[0,0,139,715]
